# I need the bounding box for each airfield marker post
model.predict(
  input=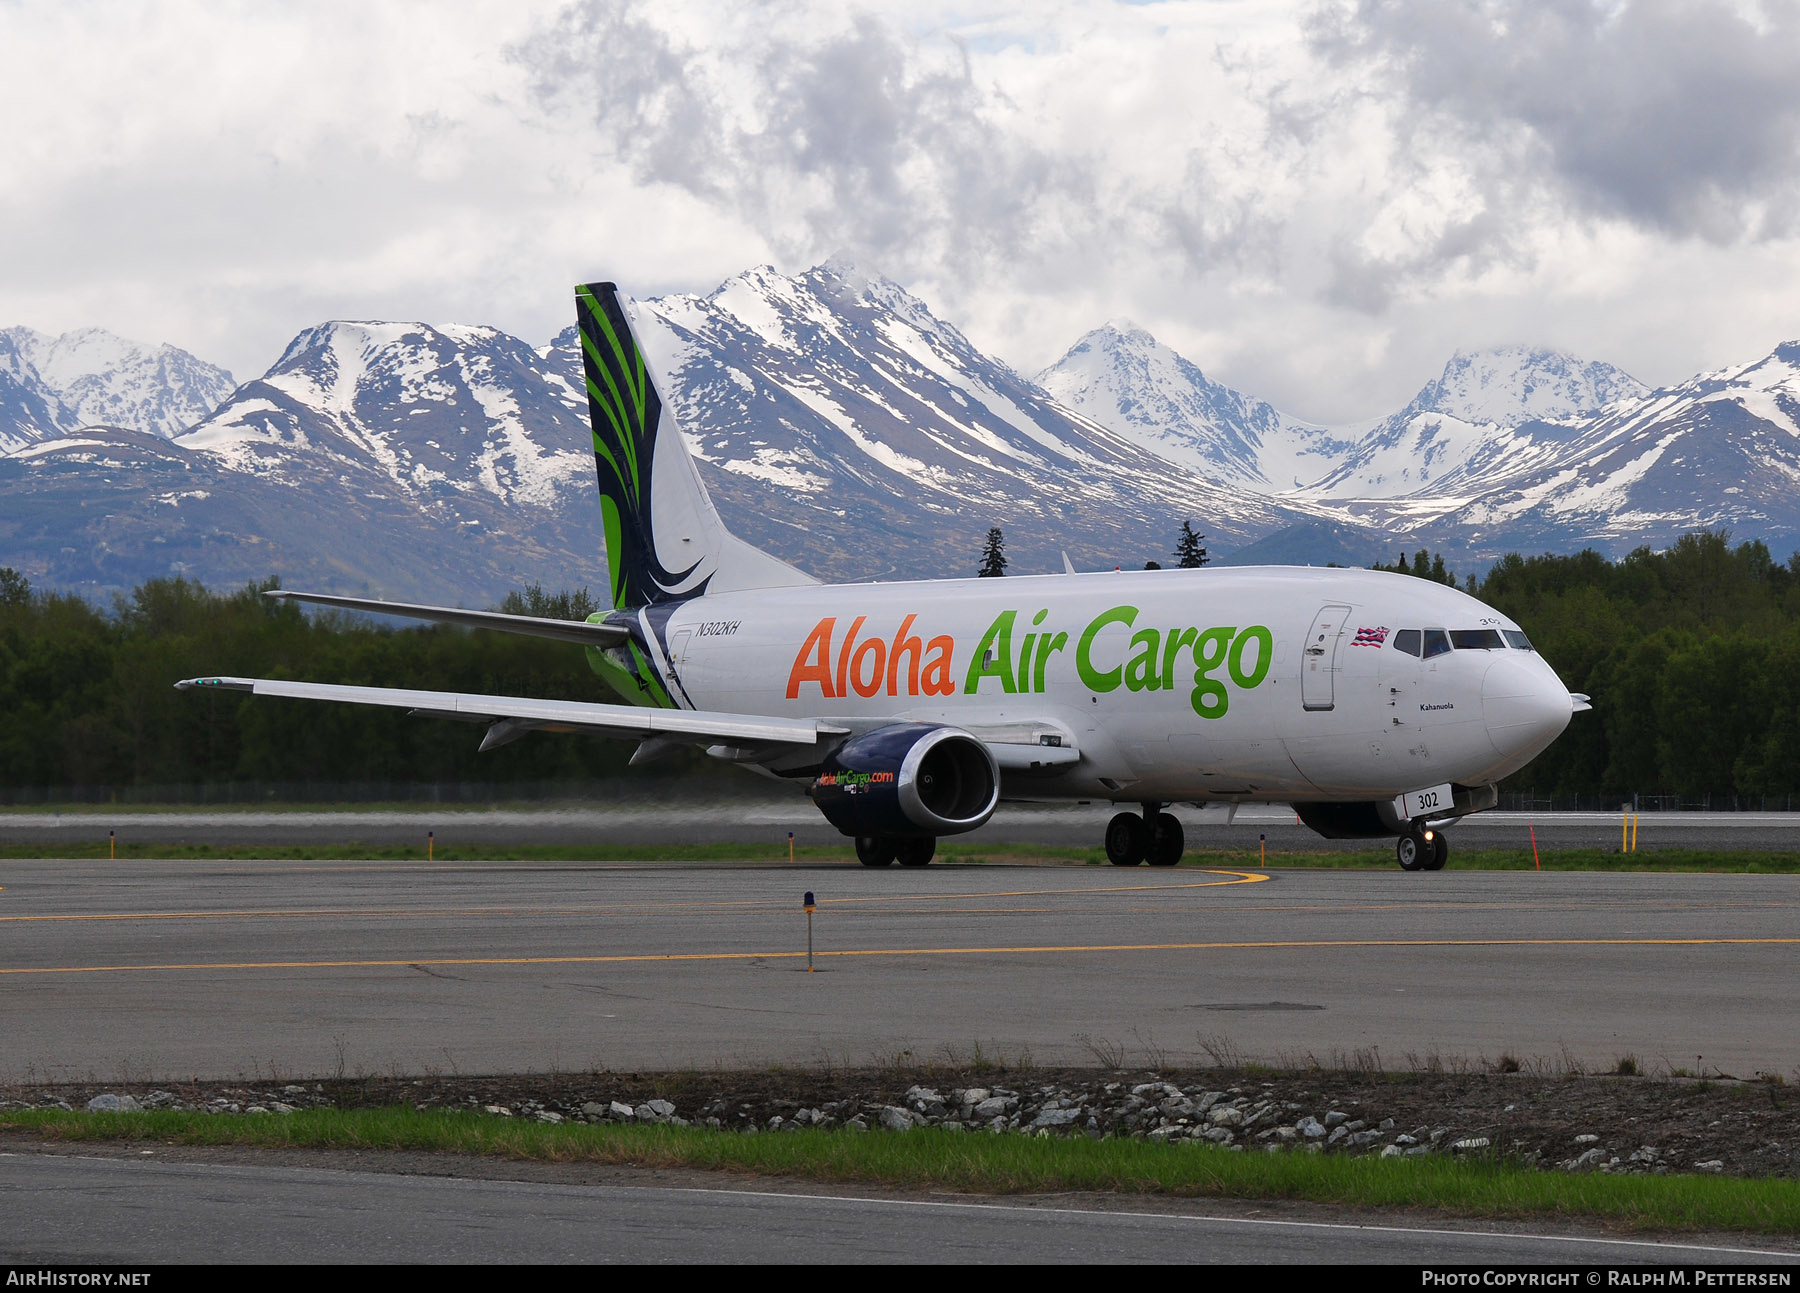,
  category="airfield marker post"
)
[1259,833,1265,866]
[109,829,114,861]
[1530,823,1540,870]
[428,830,434,862]
[1622,810,1628,854]
[789,831,794,863]
[1631,813,1638,852]
[803,891,816,972]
